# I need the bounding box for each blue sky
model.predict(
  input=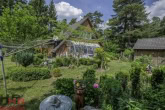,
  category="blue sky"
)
[45,0,164,22]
